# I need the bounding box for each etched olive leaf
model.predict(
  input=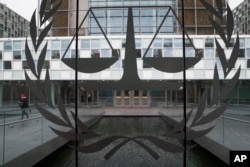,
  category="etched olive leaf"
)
[43,0,62,25]
[138,136,183,153]
[25,39,37,78]
[227,34,240,75]
[104,139,131,160]
[77,136,126,153]
[192,88,208,125]
[219,67,241,100]
[37,43,47,79]
[226,4,234,43]
[215,0,223,20]
[37,22,53,52]
[194,102,230,126]
[200,0,222,19]
[167,126,215,140]
[209,16,228,47]
[35,103,71,127]
[55,86,73,128]
[133,139,160,160]
[70,111,100,136]
[30,10,38,51]
[211,64,220,105]
[44,69,54,108]
[25,71,46,101]
[215,39,227,75]
[50,128,99,141]
[39,0,48,24]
